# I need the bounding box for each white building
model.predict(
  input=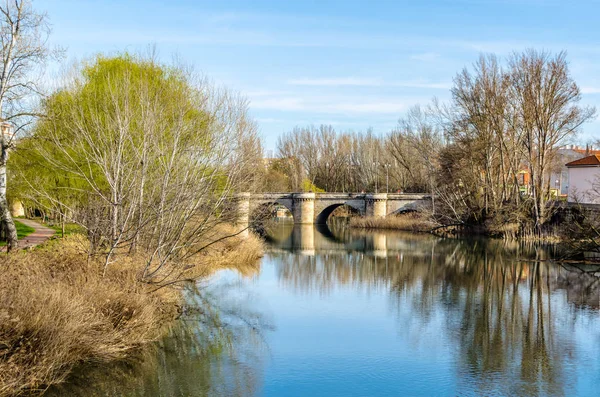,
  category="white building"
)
[566,155,600,204]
